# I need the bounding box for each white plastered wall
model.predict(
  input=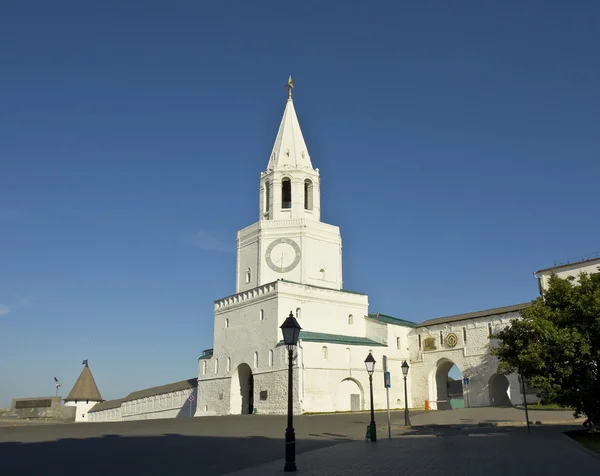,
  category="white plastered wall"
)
[407,311,537,410]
